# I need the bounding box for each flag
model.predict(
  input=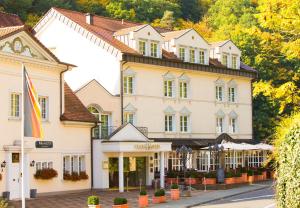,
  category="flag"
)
[23,67,44,138]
